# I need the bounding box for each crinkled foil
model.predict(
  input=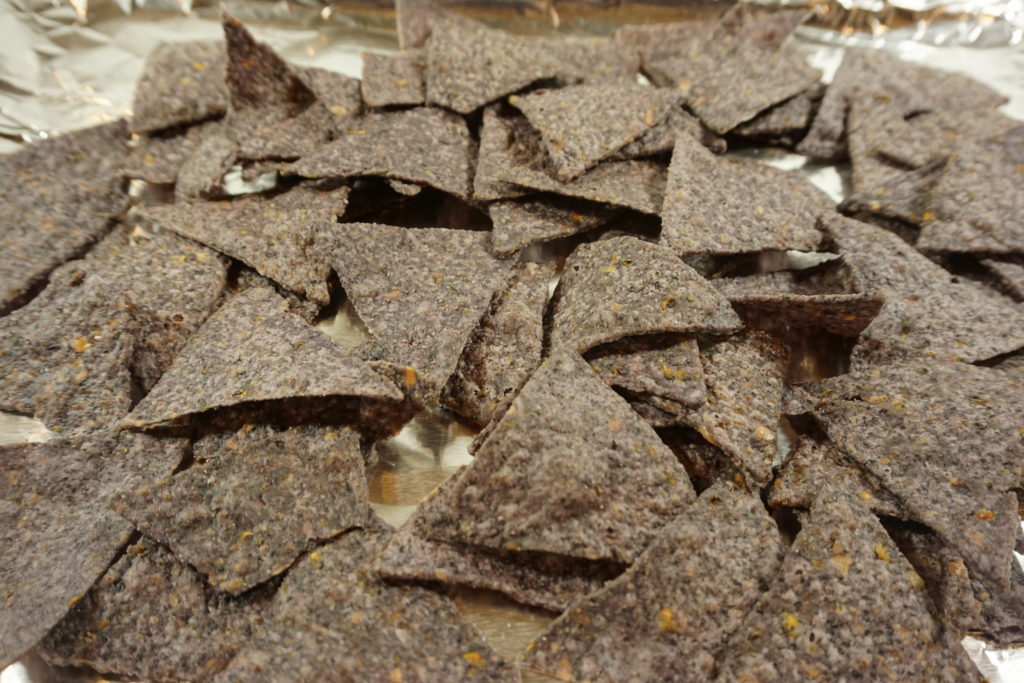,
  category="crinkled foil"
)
[1,1,1023,682]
